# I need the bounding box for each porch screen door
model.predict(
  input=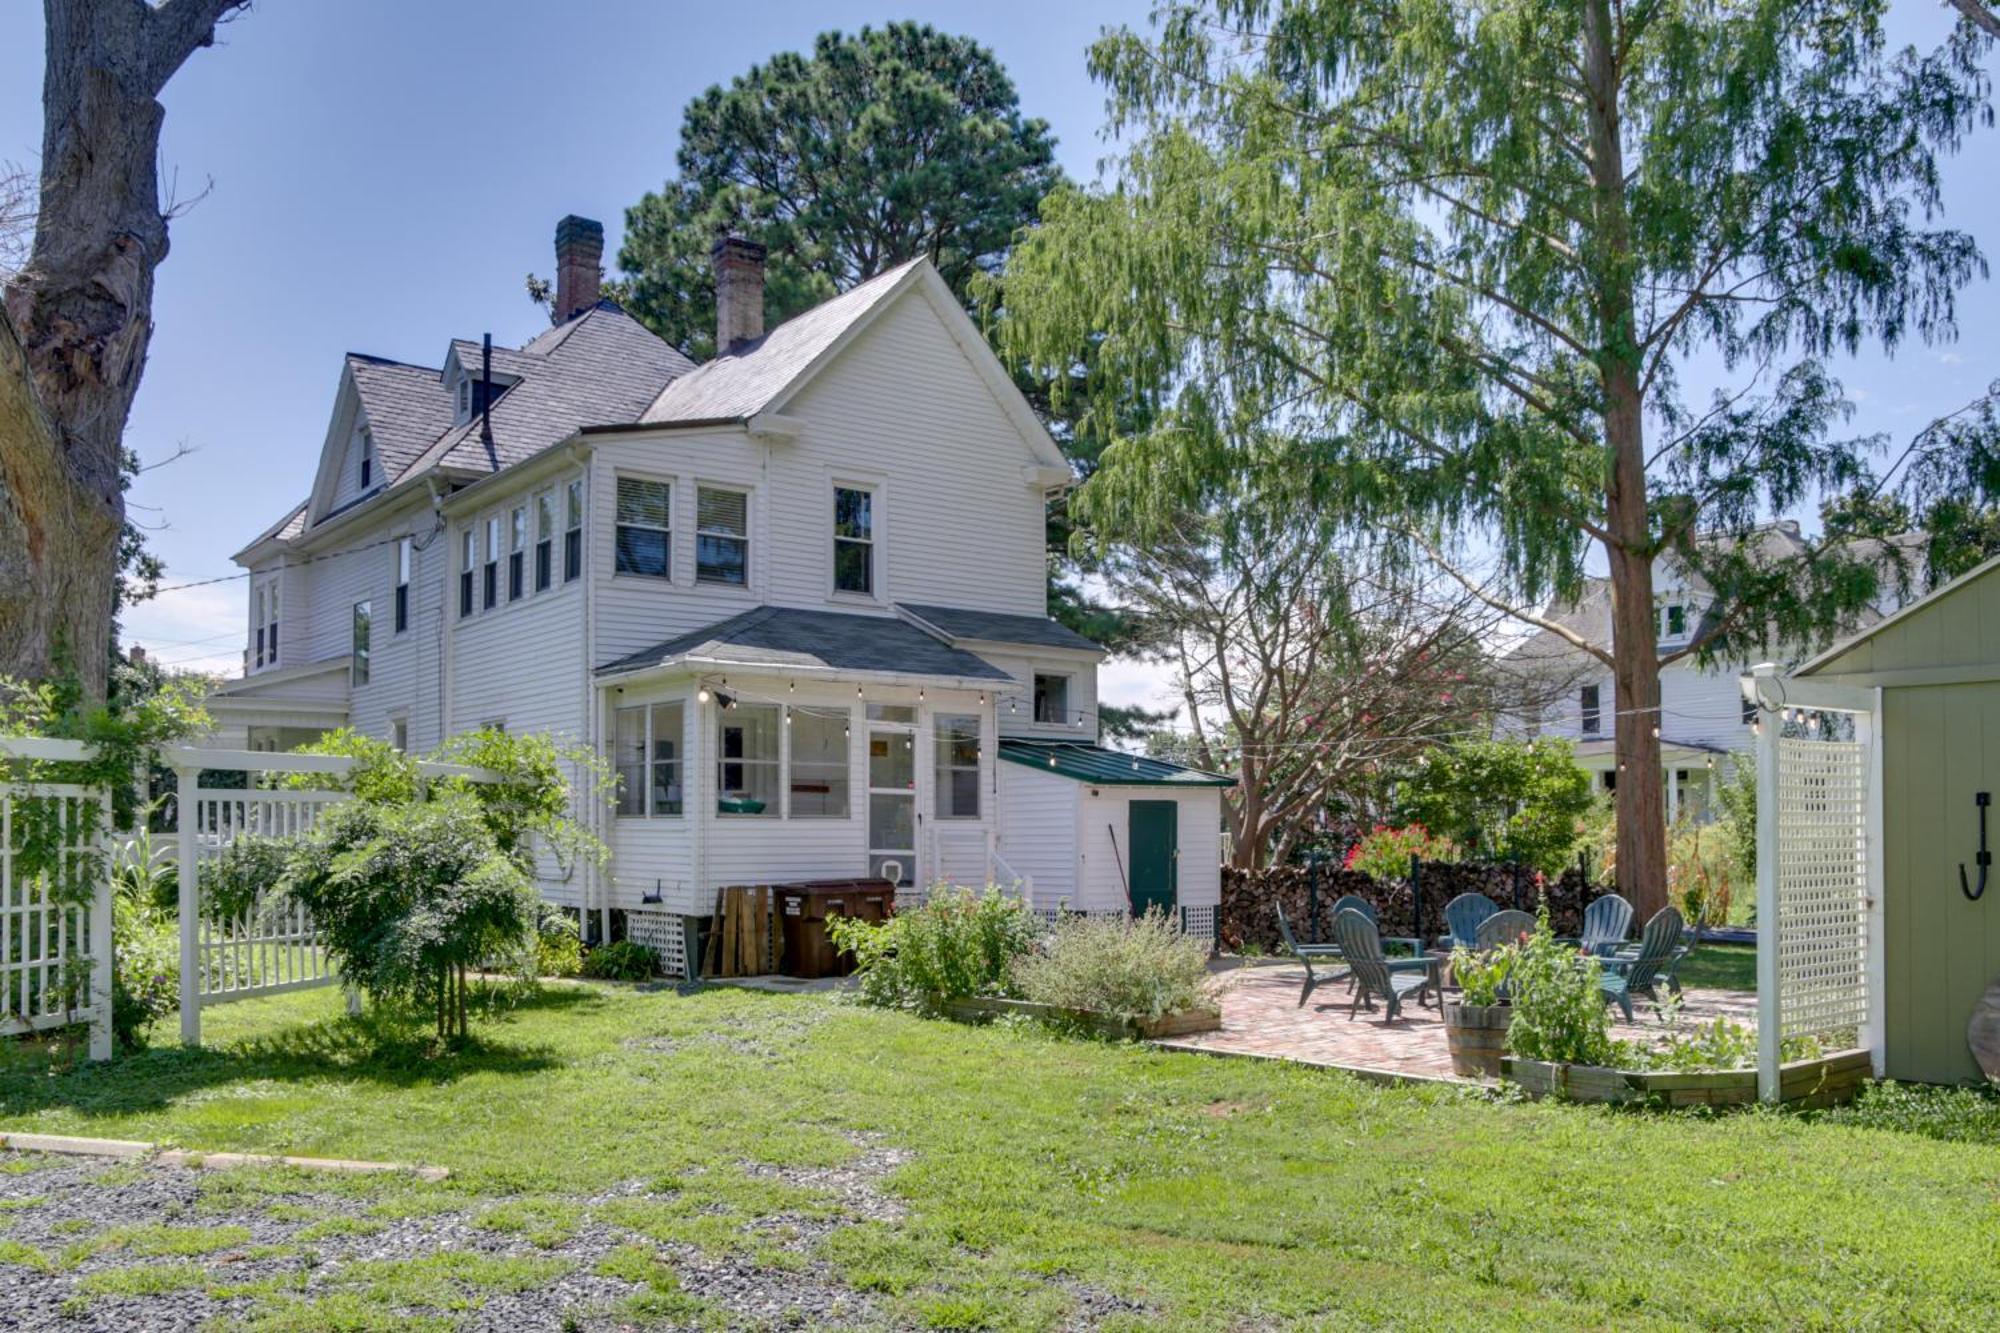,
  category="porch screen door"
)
[868,725,918,889]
